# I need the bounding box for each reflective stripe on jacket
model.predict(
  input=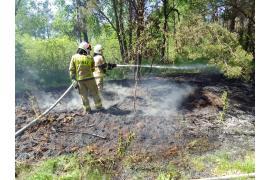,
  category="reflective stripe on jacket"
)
[69,54,95,81]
